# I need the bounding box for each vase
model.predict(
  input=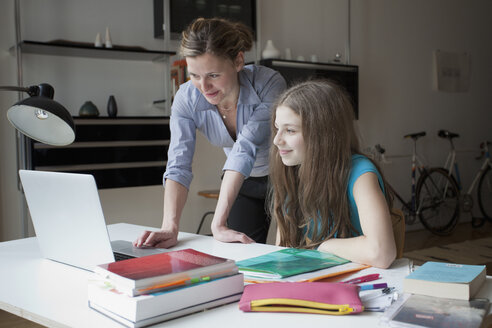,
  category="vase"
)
[107,95,118,117]
[105,27,113,48]
[284,48,292,60]
[94,32,102,48]
[79,101,99,117]
[262,40,280,59]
